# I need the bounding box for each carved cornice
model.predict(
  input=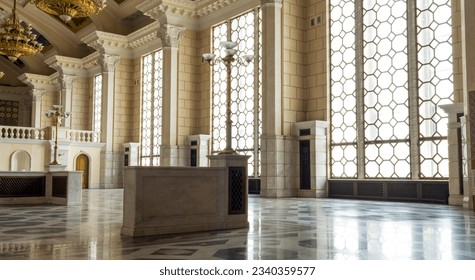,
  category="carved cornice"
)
[137,0,242,20]
[45,56,85,76]
[158,24,185,48]
[82,31,129,53]
[128,21,160,49]
[260,0,283,7]
[83,52,101,71]
[17,73,59,91]
[81,23,160,57]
